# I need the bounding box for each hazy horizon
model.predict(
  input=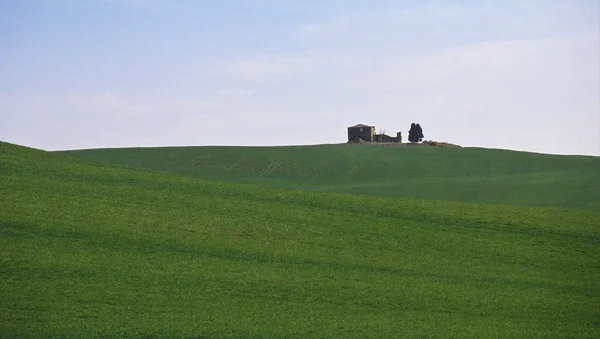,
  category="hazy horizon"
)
[1,0,599,156]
